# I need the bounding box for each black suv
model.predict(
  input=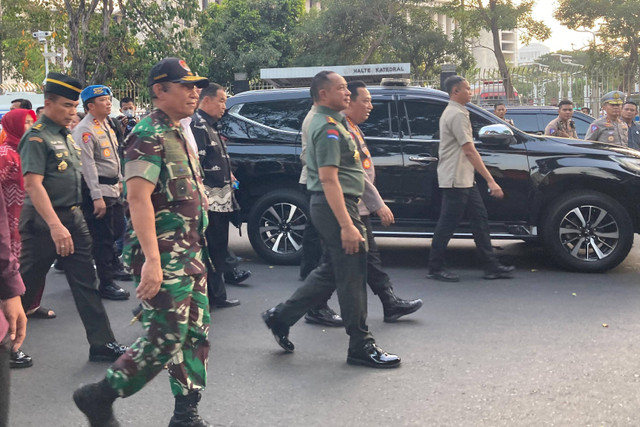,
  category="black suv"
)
[504,106,595,139]
[219,84,640,272]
